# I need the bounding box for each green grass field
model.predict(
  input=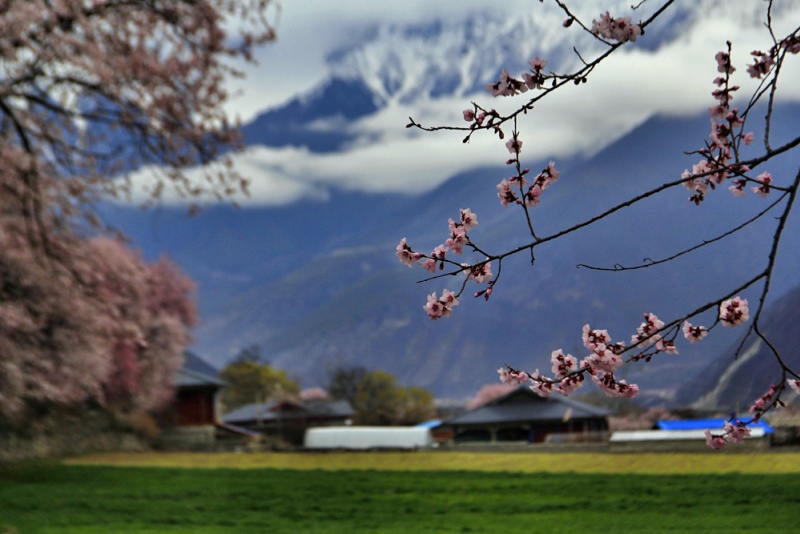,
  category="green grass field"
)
[2,452,799,533]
